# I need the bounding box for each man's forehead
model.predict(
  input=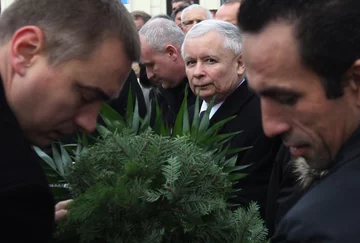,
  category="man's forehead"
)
[140,37,154,56]
[243,23,297,67]
[183,9,207,20]
[218,2,240,15]
[185,34,232,57]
